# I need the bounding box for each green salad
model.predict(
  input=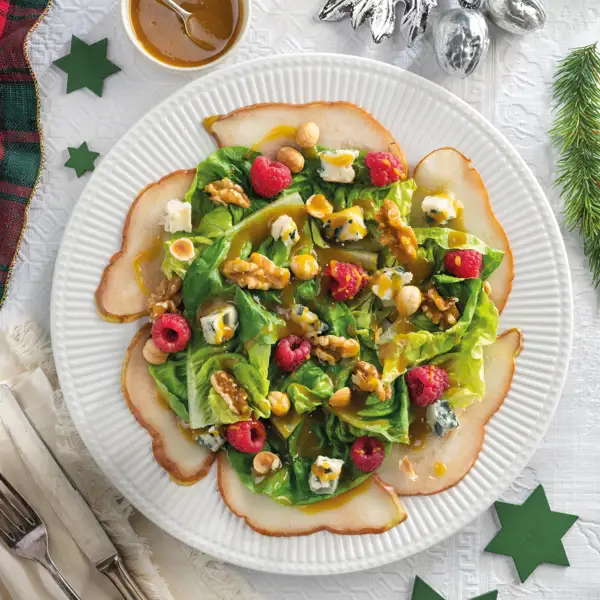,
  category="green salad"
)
[143,136,503,507]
